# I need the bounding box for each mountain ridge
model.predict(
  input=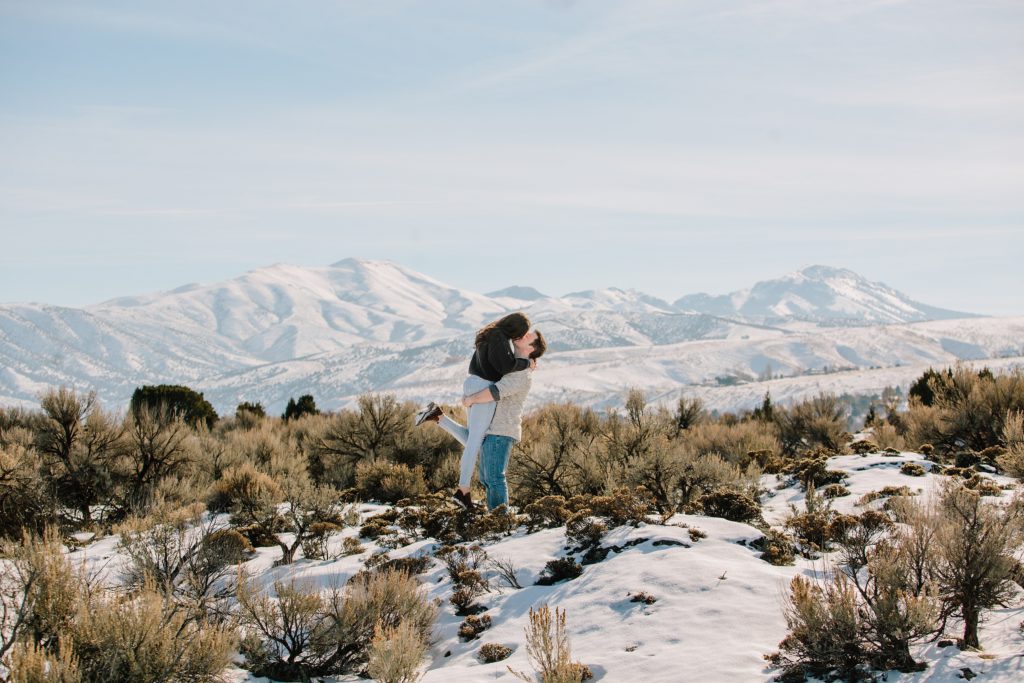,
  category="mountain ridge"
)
[1,259,1008,415]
